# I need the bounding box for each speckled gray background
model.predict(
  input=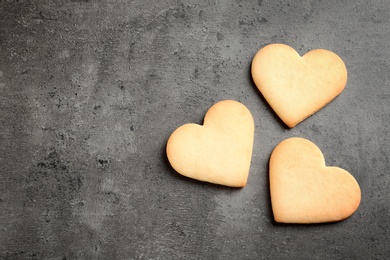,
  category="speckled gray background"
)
[1,0,389,259]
